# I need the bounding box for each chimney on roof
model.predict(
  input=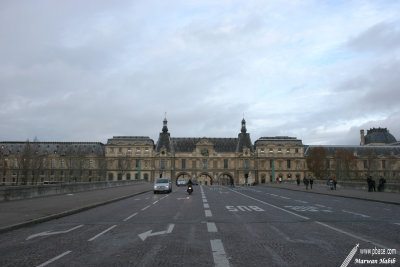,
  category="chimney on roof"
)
[360,129,365,146]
